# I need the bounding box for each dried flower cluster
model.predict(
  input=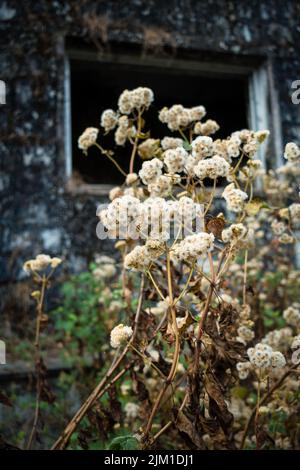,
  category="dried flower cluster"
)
[77,127,99,154]
[110,324,133,348]
[237,343,286,379]
[23,254,62,273]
